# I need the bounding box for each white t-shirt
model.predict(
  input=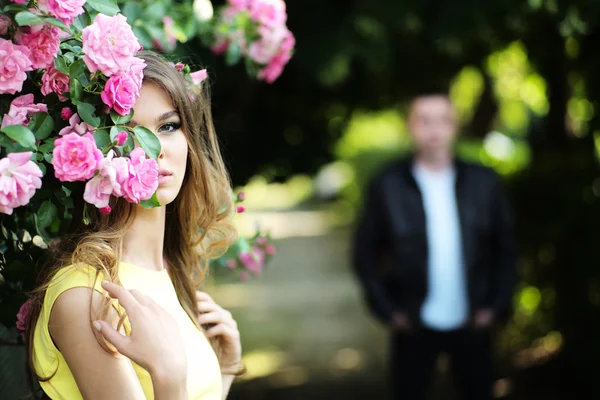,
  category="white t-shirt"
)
[413,163,469,331]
